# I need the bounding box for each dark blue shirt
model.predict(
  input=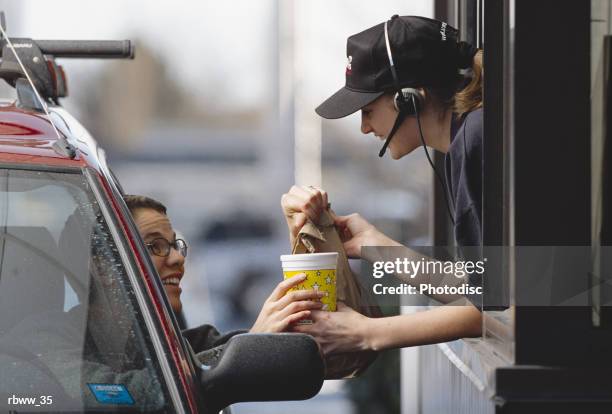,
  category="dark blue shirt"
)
[445,108,484,308]
[445,108,483,247]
